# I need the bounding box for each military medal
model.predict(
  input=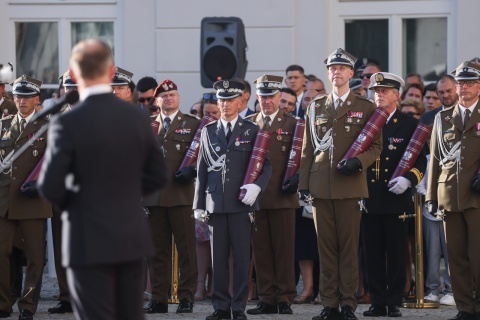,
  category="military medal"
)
[33,149,38,157]
[215,146,220,152]
[347,101,351,106]
[345,126,350,132]
[235,141,240,146]
[388,137,394,150]
[281,146,286,152]
[176,144,180,151]
[277,118,281,122]
[277,135,282,141]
